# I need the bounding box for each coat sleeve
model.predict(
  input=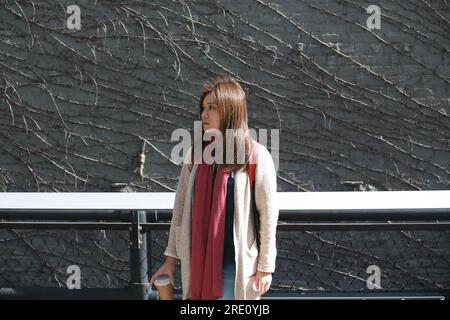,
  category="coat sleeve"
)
[254,145,279,273]
[164,162,191,259]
